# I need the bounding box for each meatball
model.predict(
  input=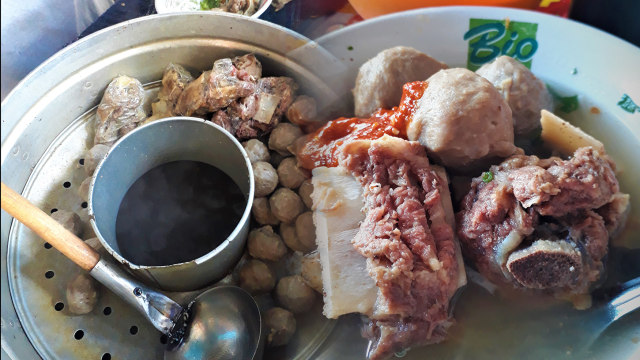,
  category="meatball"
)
[253,161,278,197]
[238,259,276,294]
[277,157,308,189]
[295,212,316,252]
[286,95,317,126]
[298,179,314,209]
[354,46,448,118]
[275,275,316,314]
[248,225,287,262]
[407,68,516,171]
[264,307,296,347]
[77,177,92,202]
[476,55,553,136]
[242,139,270,163]
[280,223,304,252]
[84,144,110,176]
[252,197,280,226]
[268,123,303,156]
[301,251,323,293]
[66,273,99,315]
[269,188,304,223]
[51,210,83,237]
